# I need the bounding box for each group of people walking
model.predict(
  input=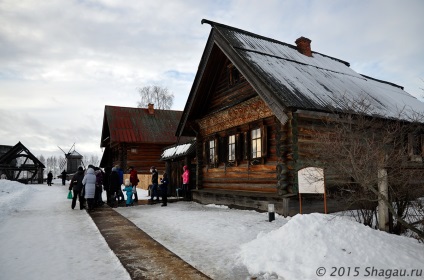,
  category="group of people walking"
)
[68,164,191,210]
[68,165,106,210]
[148,165,190,205]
